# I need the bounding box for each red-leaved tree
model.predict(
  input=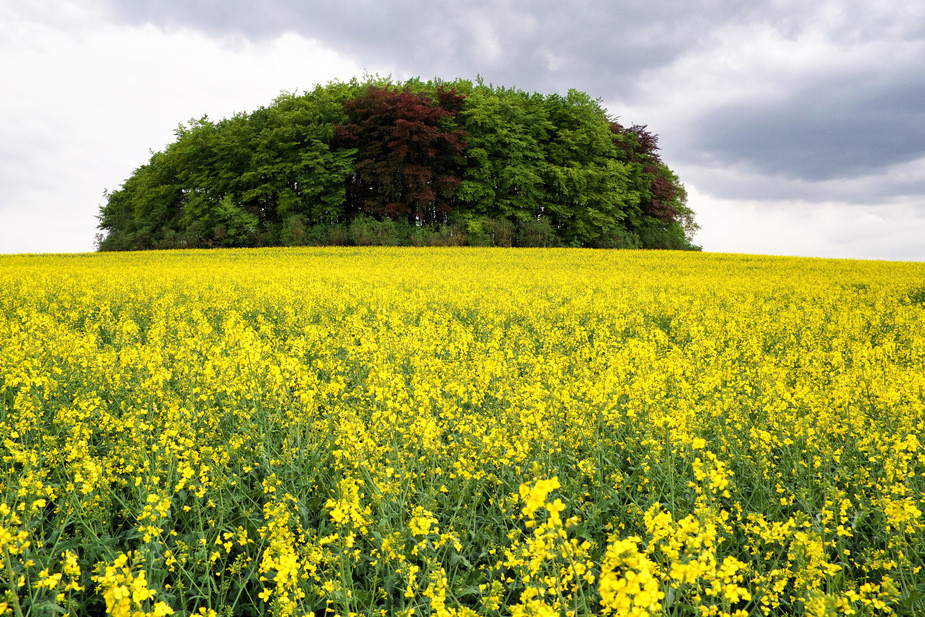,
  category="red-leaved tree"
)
[610,122,680,225]
[336,86,466,226]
